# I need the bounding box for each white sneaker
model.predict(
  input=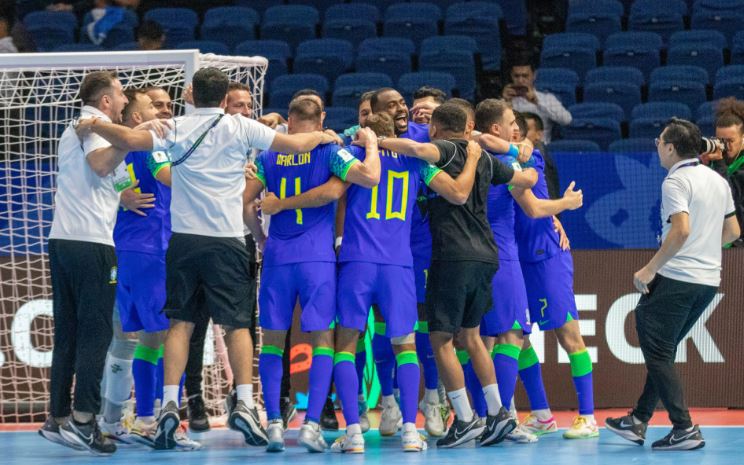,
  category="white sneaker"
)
[563,416,599,439]
[330,432,365,453]
[298,421,327,452]
[521,413,558,436]
[419,399,445,437]
[359,400,370,434]
[401,425,428,452]
[98,418,135,444]
[266,419,285,452]
[174,425,202,451]
[130,418,157,447]
[379,397,402,436]
[506,424,539,443]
